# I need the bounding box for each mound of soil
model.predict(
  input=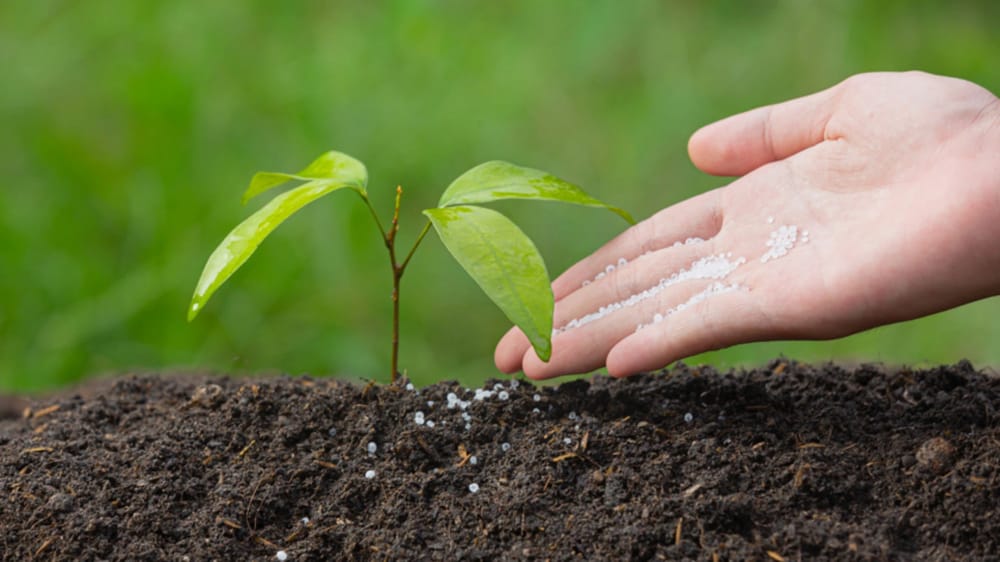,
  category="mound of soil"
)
[1,360,998,561]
